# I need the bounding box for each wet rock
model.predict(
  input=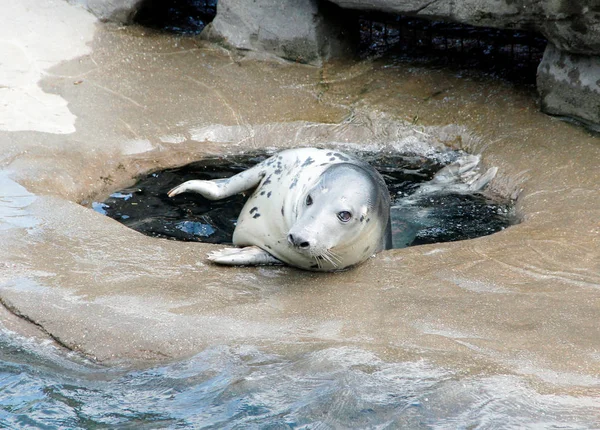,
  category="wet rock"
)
[2,1,600,405]
[200,0,352,65]
[69,0,143,23]
[331,0,537,30]
[537,43,600,130]
[540,1,600,56]
[331,0,600,55]
[201,0,600,127]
